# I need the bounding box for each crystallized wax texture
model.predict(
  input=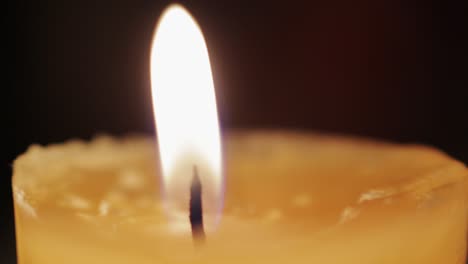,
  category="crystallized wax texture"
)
[12,131,468,264]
